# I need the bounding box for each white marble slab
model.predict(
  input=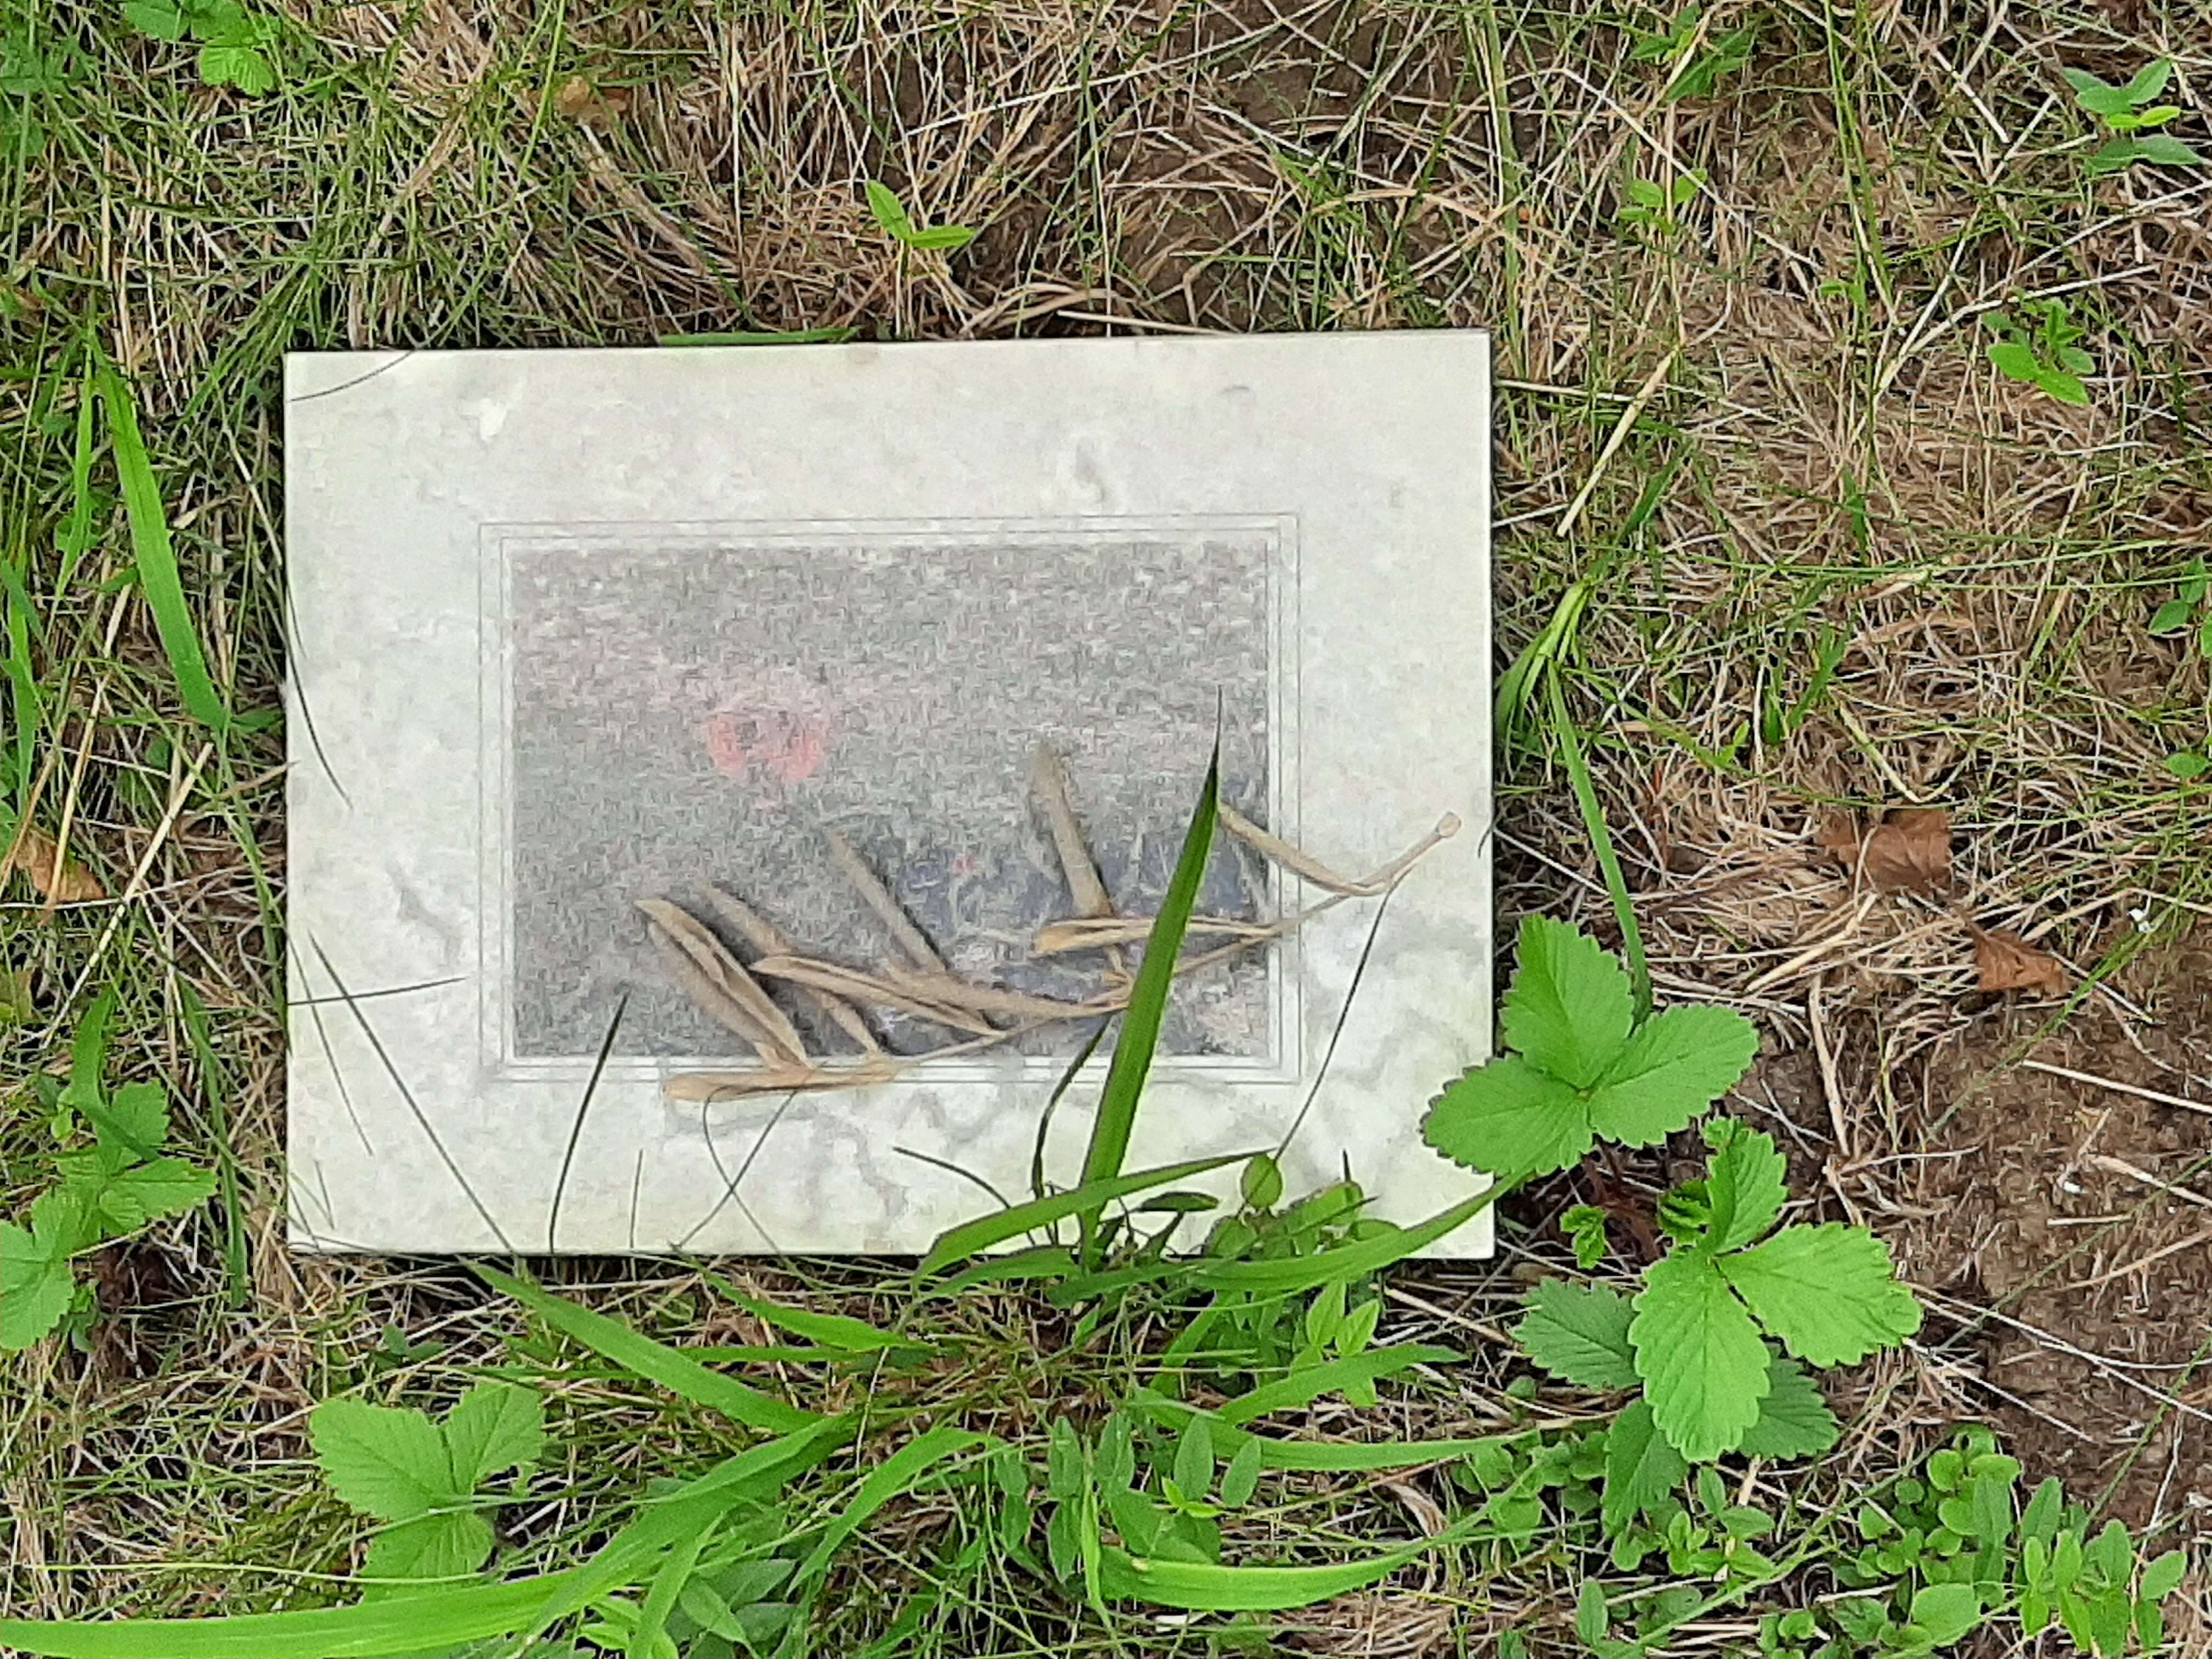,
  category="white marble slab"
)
[285,334,1493,1256]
